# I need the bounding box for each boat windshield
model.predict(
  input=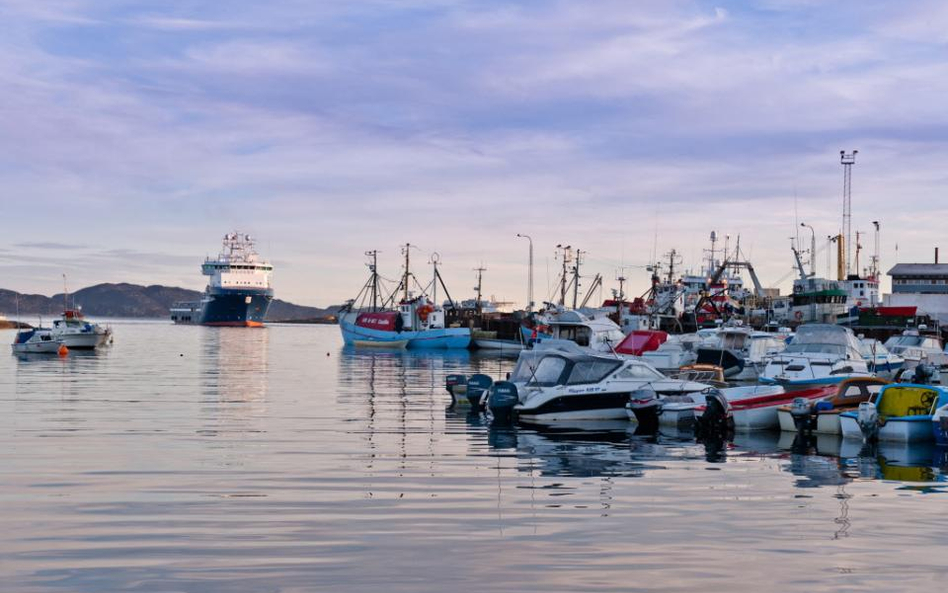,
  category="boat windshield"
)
[885,335,923,348]
[784,343,846,356]
[720,332,748,350]
[858,340,891,358]
[510,355,568,386]
[566,360,621,385]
